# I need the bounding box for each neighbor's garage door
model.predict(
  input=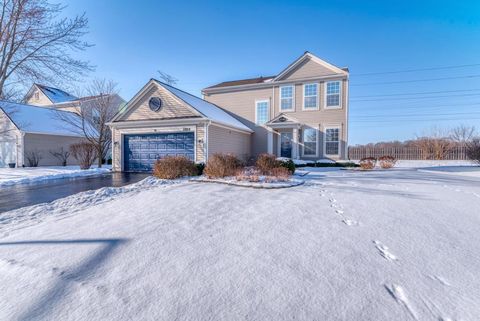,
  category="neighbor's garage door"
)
[123,132,194,172]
